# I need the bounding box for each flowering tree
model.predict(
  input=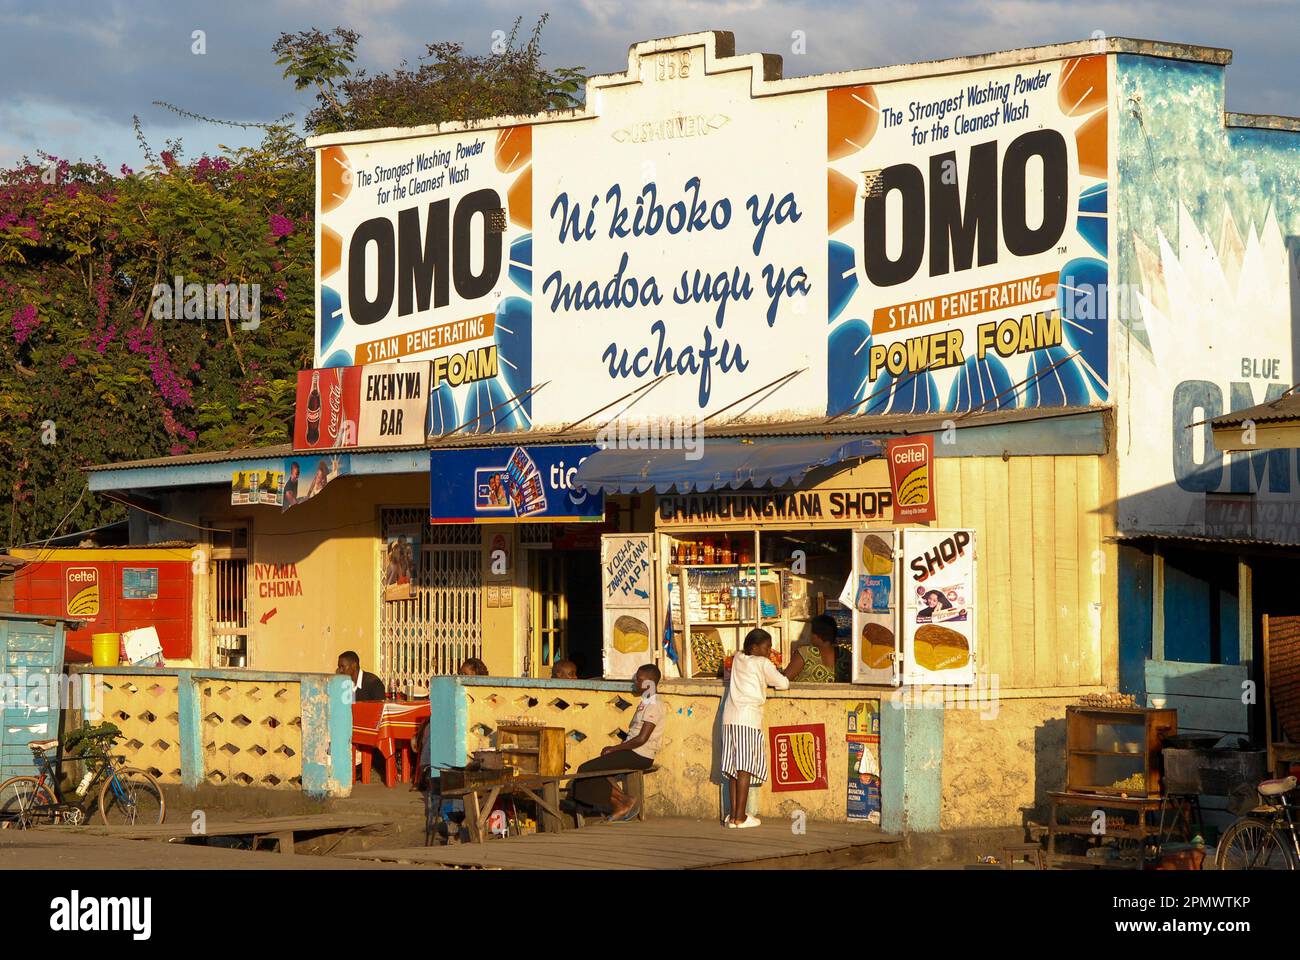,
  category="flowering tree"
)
[0,20,580,546]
